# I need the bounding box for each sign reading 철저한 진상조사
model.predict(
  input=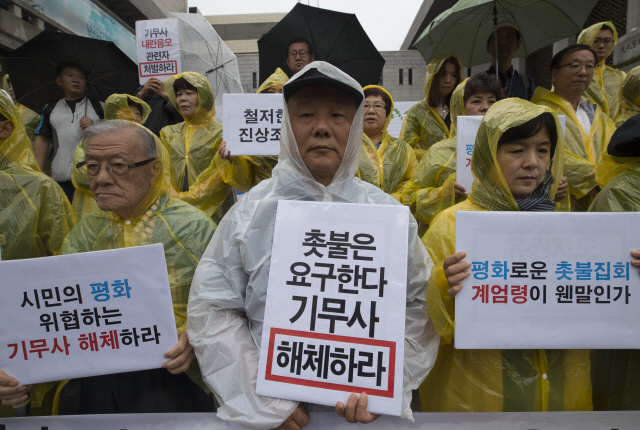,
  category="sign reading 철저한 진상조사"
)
[256,200,410,416]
